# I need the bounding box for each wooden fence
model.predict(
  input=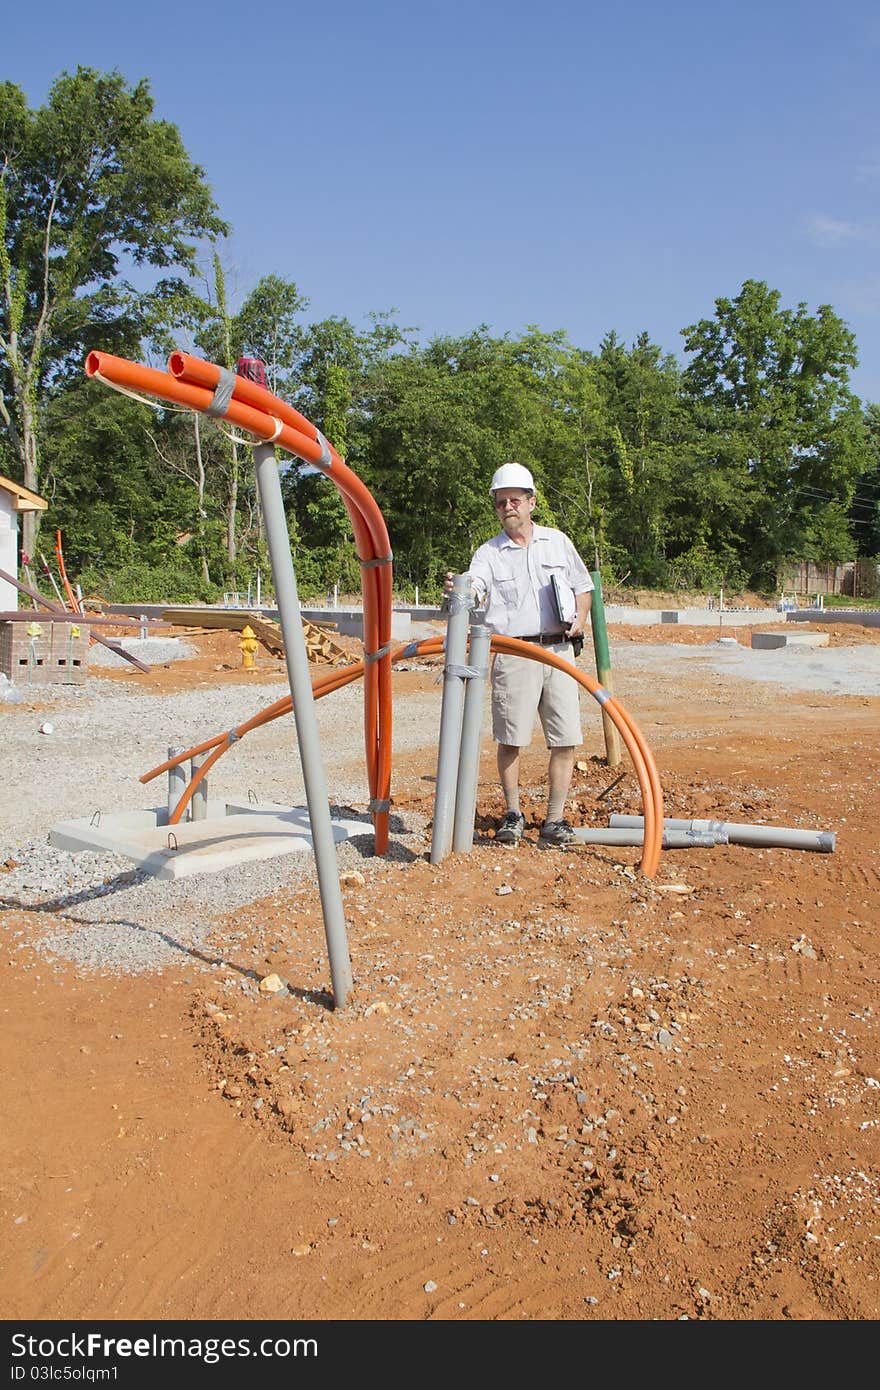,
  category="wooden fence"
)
[778,558,879,598]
